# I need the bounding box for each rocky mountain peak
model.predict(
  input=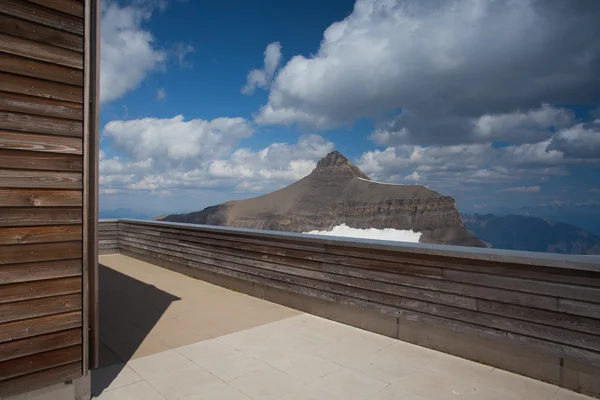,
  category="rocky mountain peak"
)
[311,151,371,180]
